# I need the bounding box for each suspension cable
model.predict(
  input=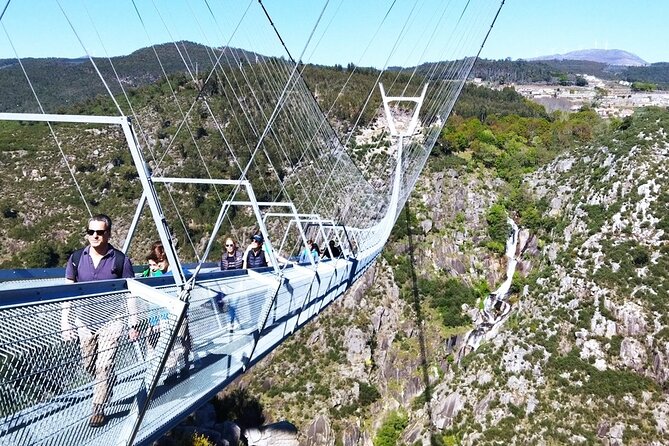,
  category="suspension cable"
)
[0,0,11,23]
[55,0,124,116]
[1,22,92,217]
